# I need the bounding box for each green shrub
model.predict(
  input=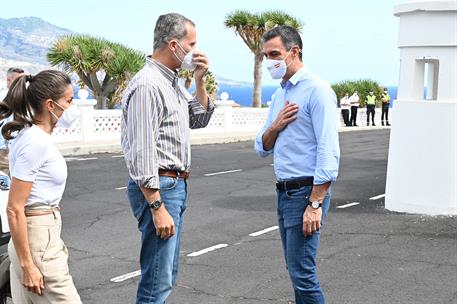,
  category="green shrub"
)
[332,79,384,107]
